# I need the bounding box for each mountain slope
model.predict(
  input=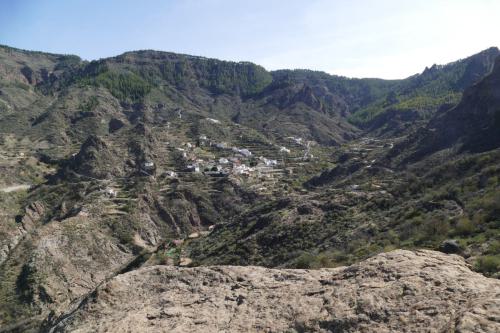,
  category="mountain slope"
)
[186,52,500,273]
[349,47,499,135]
[392,55,500,163]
